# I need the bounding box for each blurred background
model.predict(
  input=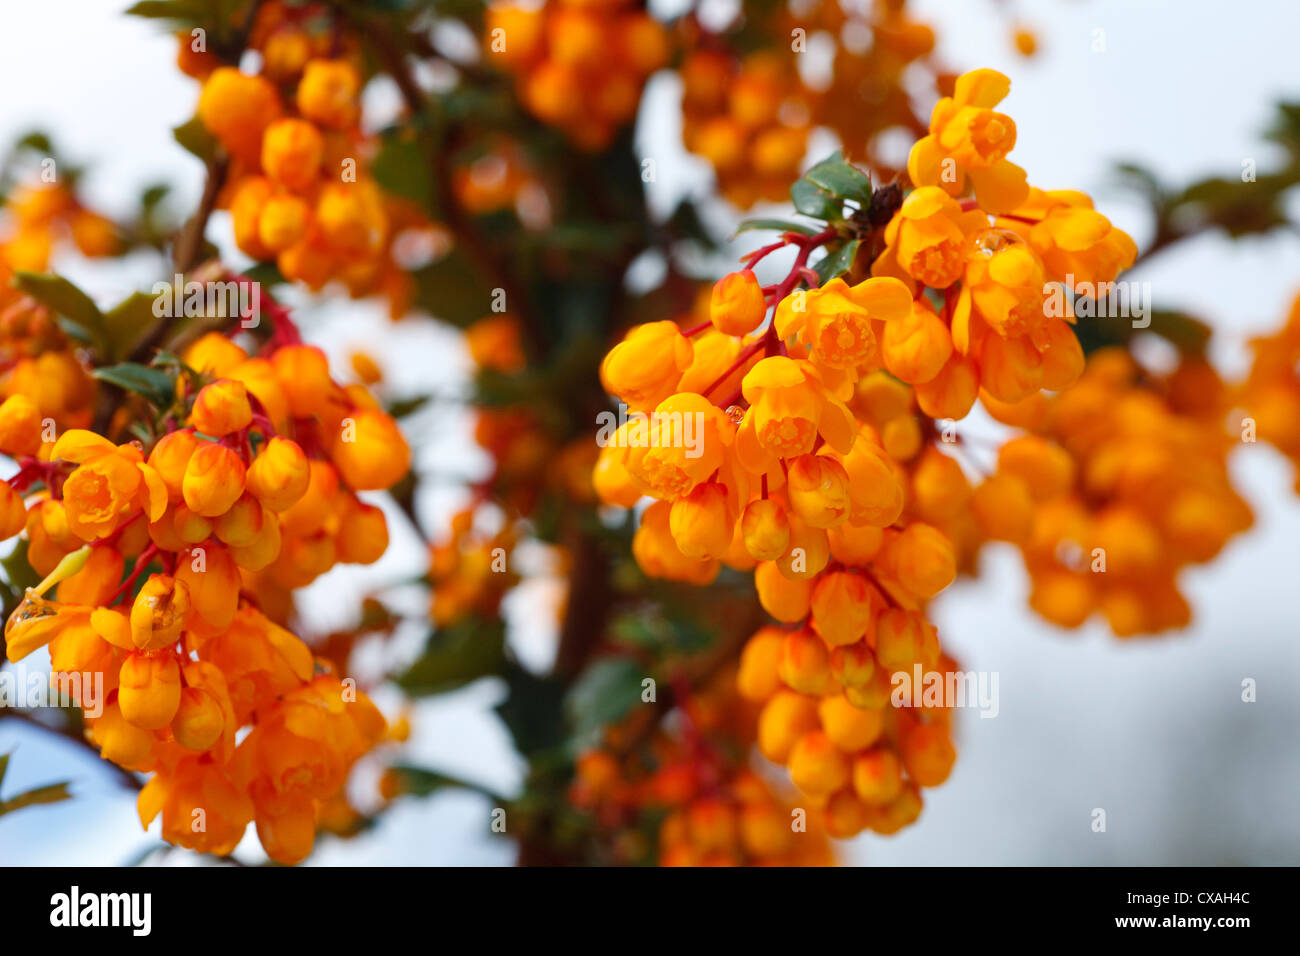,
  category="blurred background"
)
[1,0,1298,865]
